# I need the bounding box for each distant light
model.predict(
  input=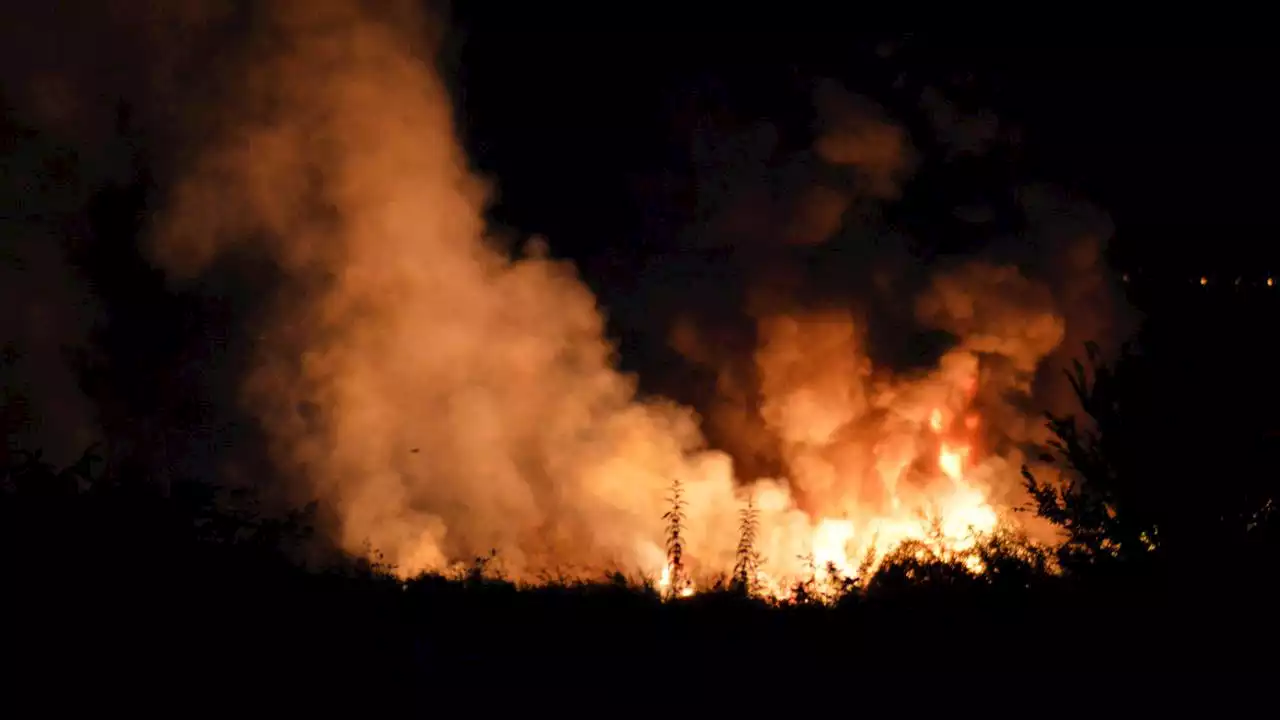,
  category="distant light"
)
[1269,277,1275,288]
[1200,276,1208,286]
[1121,273,1130,283]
